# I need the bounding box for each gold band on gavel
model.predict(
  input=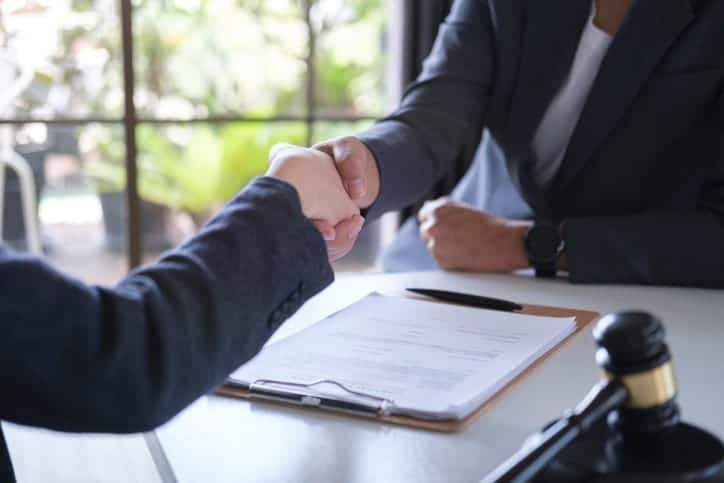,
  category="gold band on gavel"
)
[604,362,677,408]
